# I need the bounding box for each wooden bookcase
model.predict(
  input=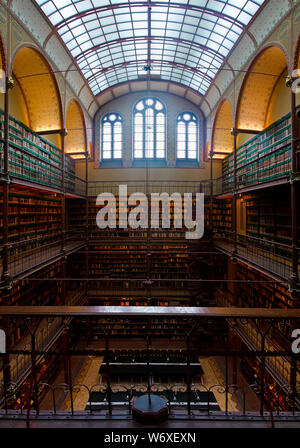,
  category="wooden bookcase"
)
[244,188,292,245]
[0,261,63,348]
[0,185,62,272]
[240,355,293,412]
[222,113,292,192]
[236,262,292,310]
[0,109,75,191]
[212,198,232,237]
